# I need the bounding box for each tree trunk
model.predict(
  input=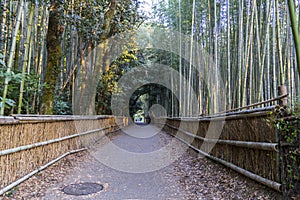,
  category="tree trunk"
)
[40,2,62,114]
